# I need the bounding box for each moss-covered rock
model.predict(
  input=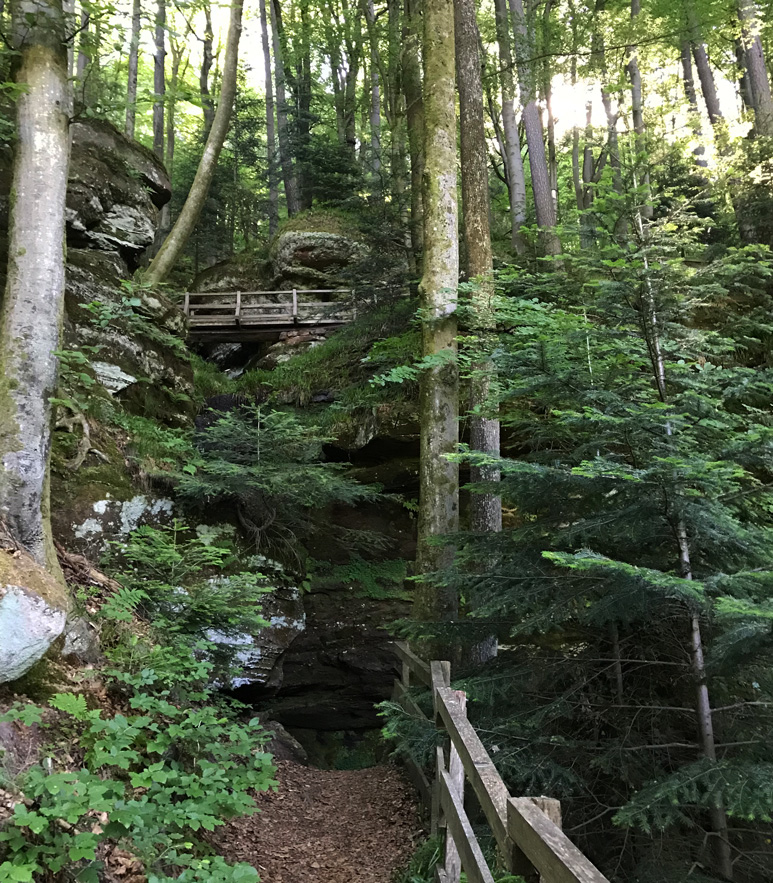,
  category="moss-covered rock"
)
[0,550,68,684]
